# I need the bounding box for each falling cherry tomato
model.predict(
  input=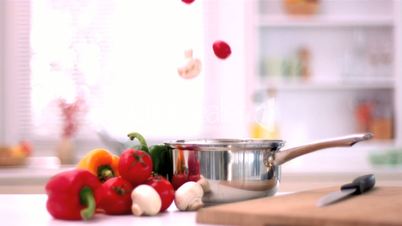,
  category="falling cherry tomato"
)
[182,0,195,4]
[213,40,232,59]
